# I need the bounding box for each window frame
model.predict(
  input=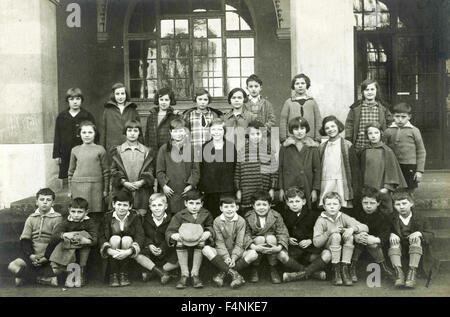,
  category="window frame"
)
[123,0,255,103]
